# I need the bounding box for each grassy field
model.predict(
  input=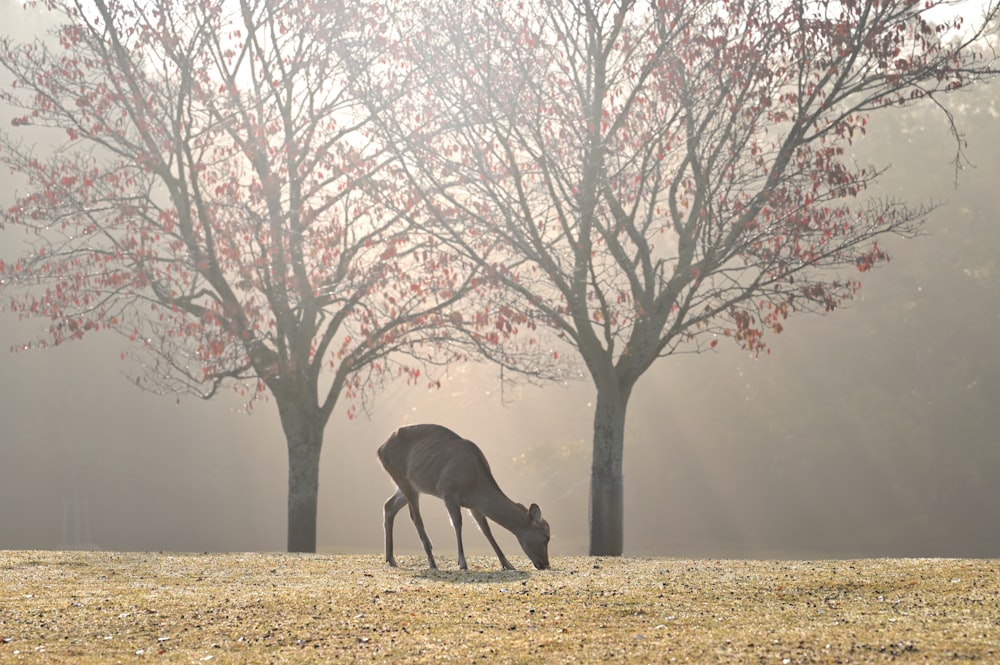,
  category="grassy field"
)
[0,551,996,663]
